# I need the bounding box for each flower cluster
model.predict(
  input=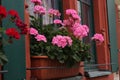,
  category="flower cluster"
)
[54,19,62,25]
[5,28,20,39]
[65,9,81,22]
[31,0,42,5]
[52,35,72,48]
[48,9,61,17]
[53,9,104,43]
[29,0,104,67]
[34,5,46,15]
[92,33,104,44]
[30,27,47,42]
[0,5,28,40]
[0,5,7,18]
[0,5,28,65]
[32,0,61,18]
